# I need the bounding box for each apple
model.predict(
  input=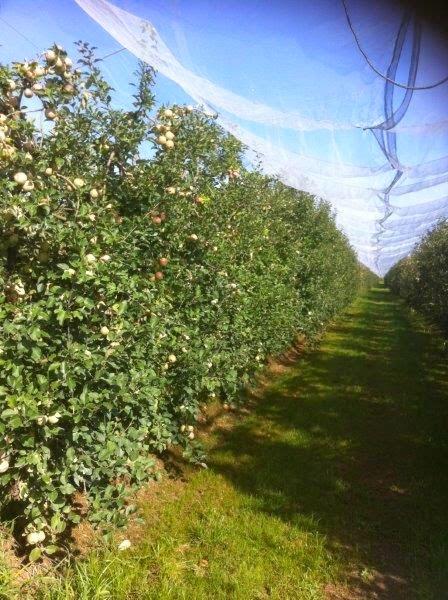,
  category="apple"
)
[152,216,162,225]
[45,167,53,176]
[188,432,195,440]
[22,180,34,191]
[85,253,96,264]
[163,108,173,118]
[47,413,61,424]
[100,254,111,262]
[73,178,85,188]
[157,135,167,145]
[45,50,57,64]
[45,108,57,120]
[54,57,65,73]
[24,88,33,98]
[168,354,177,363]
[166,186,176,195]
[23,140,35,152]
[64,57,73,68]
[165,131,175,140]
[159,257,169,267]
[100,326,110,336]
[1,146,16,160]
[26,531,45,545]
[63,83,75,94]
[0,459,9,474]
[117,539,131,551]
[13,172,28,185]
[165,140,174,149]
[155,271,164,280]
